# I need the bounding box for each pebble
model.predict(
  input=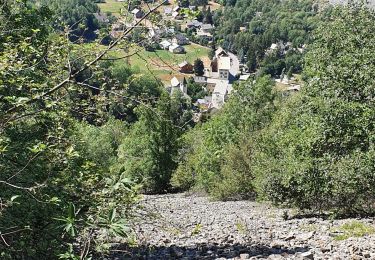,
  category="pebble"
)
[111,193,375,259]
